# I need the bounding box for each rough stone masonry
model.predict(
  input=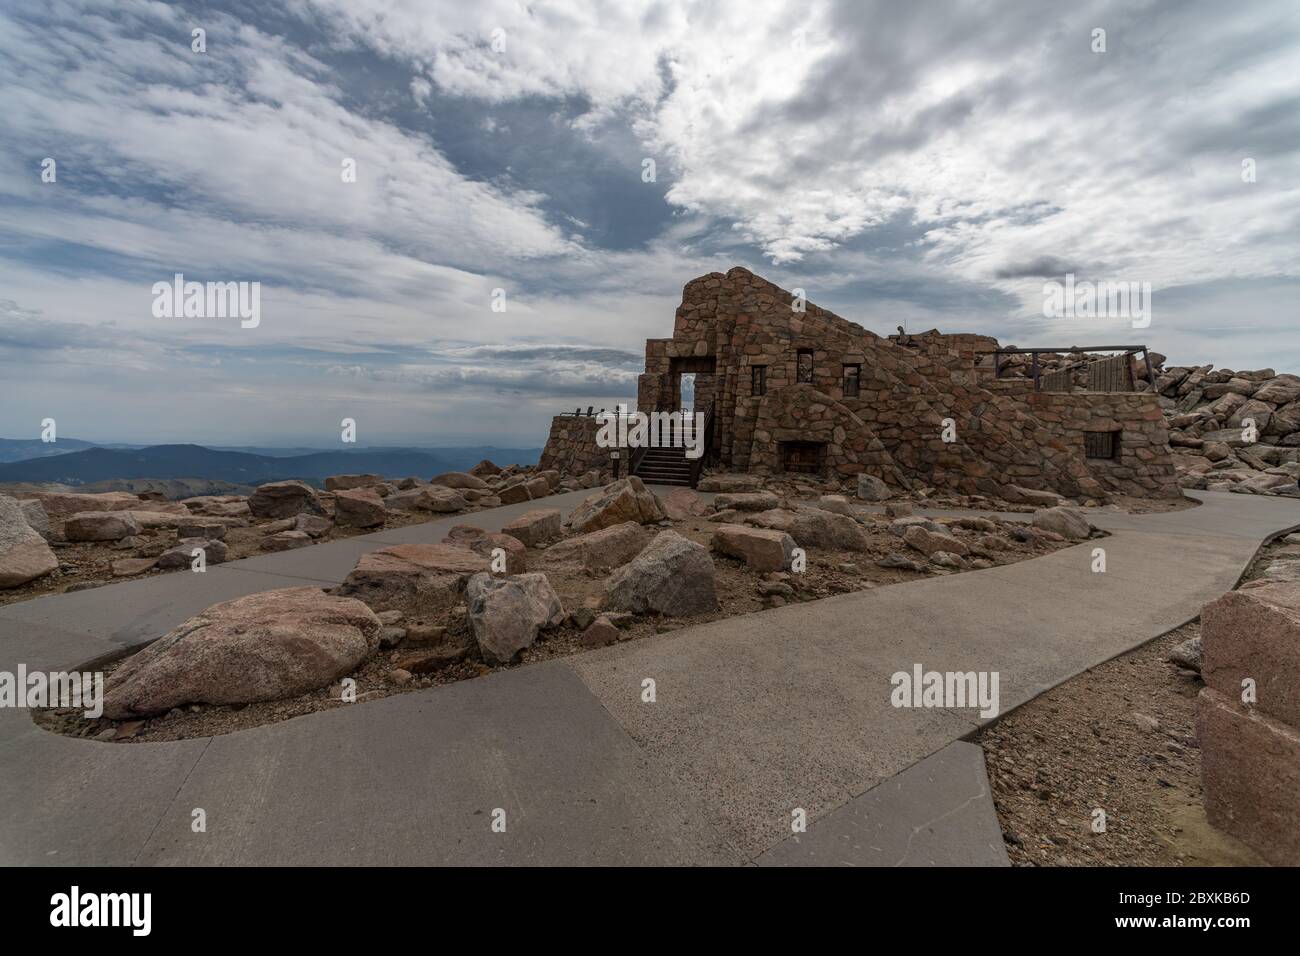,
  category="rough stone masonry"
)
[542,267,1182,500]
